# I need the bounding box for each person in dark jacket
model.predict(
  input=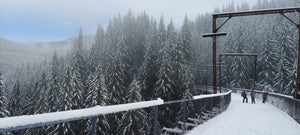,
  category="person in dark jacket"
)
[241,90,248,103]
[262,90,269,103]
[250,90,256,104]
